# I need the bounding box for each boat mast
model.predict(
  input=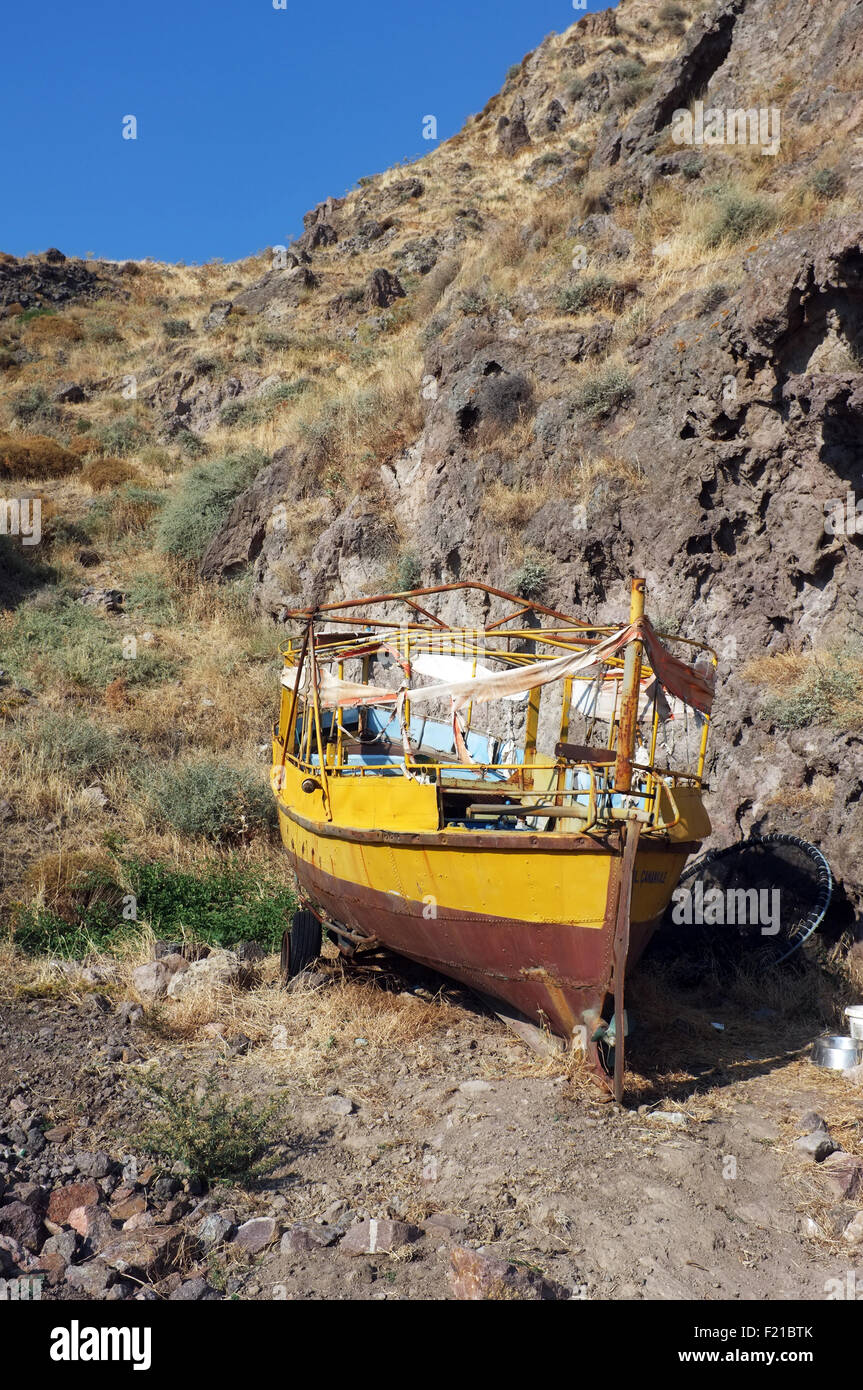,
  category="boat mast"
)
[613,577,646,792]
